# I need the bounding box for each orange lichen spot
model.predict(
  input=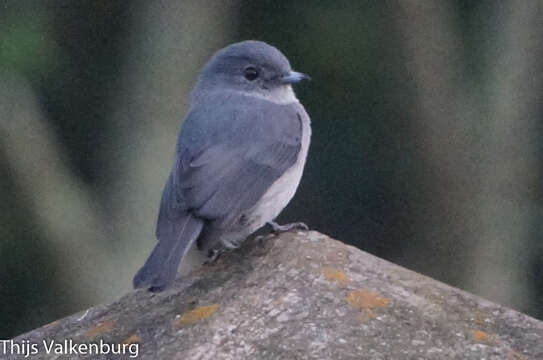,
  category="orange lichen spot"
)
[122,334,141,345]
[85,320,116,337]
[46,320,59,327]
[322,267,350,285]
[346,289,389,310]
[472,329,490,343]
[176,304,219,326]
